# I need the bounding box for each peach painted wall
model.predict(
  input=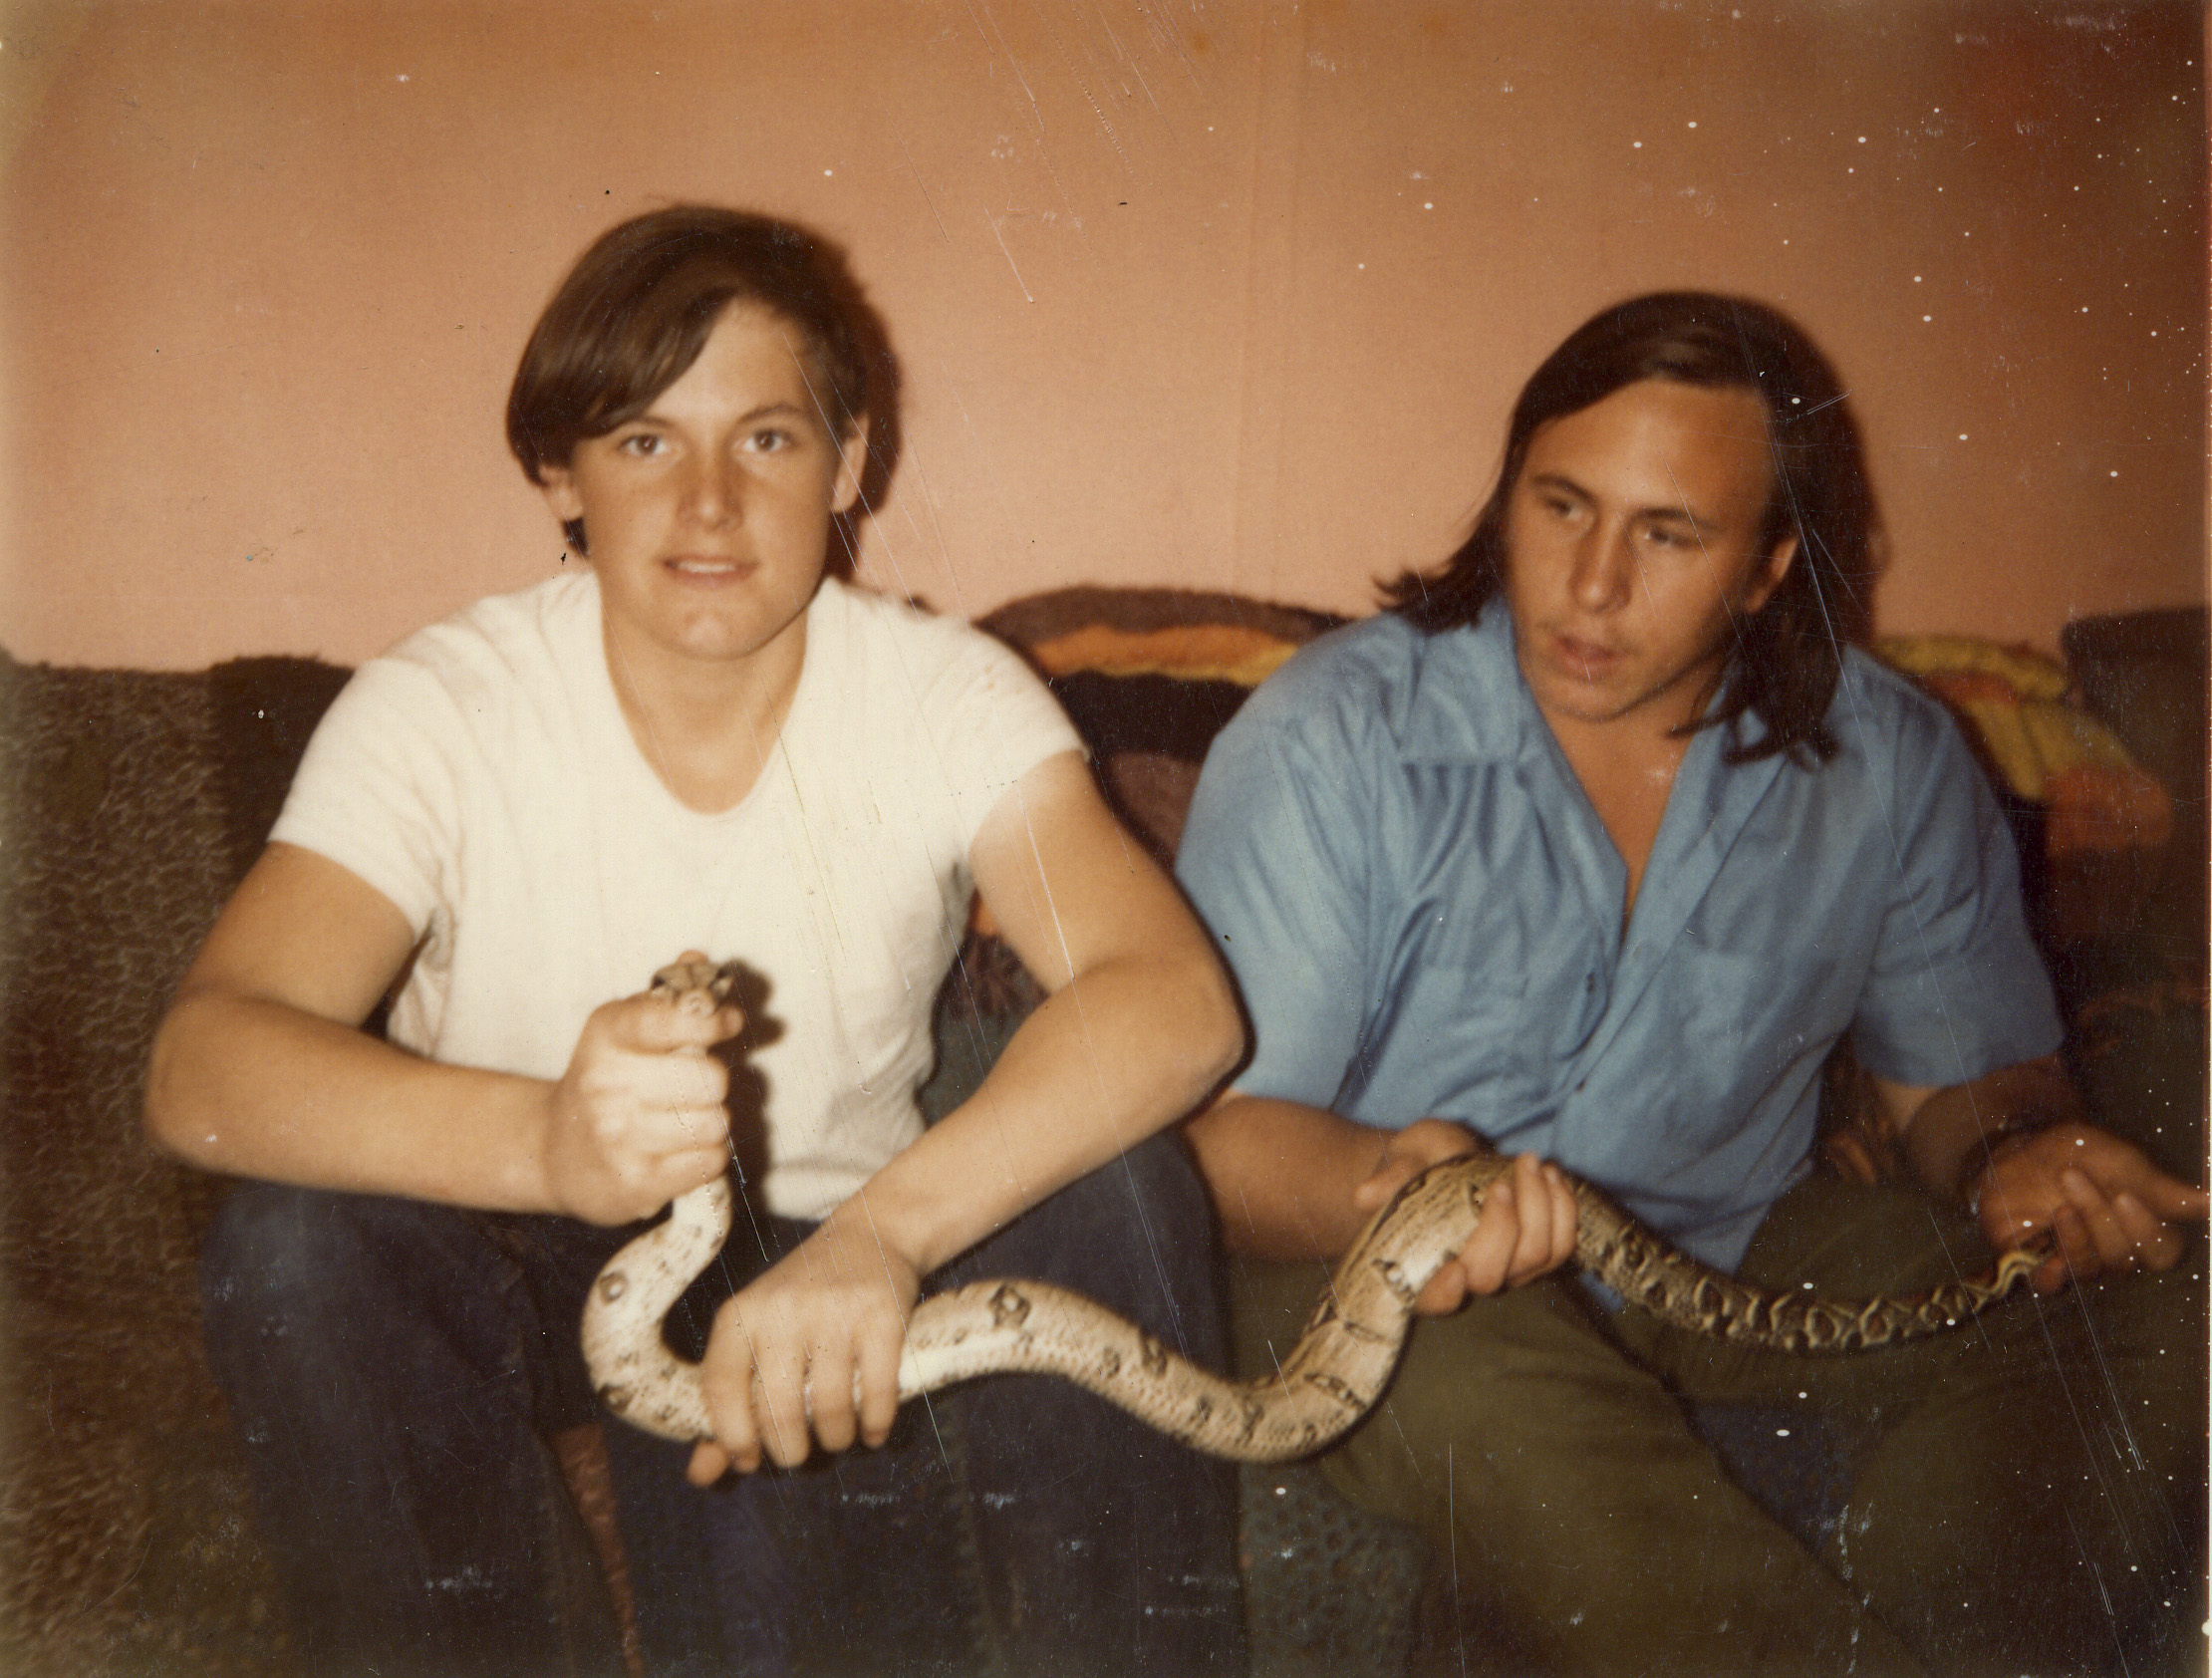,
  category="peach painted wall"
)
[2,0,2204,672]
